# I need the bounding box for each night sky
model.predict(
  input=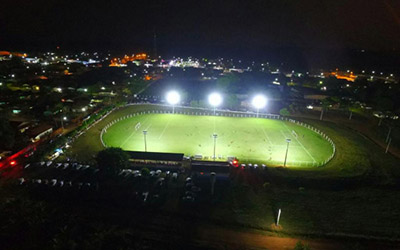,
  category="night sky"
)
[1,0,400,58]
